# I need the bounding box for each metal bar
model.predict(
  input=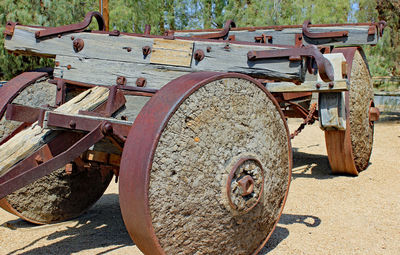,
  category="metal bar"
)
[190,20,236,40]
[46,112,131,137]
[302,20,348,39]
[35,12,105,39]
[5,104,42,123]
